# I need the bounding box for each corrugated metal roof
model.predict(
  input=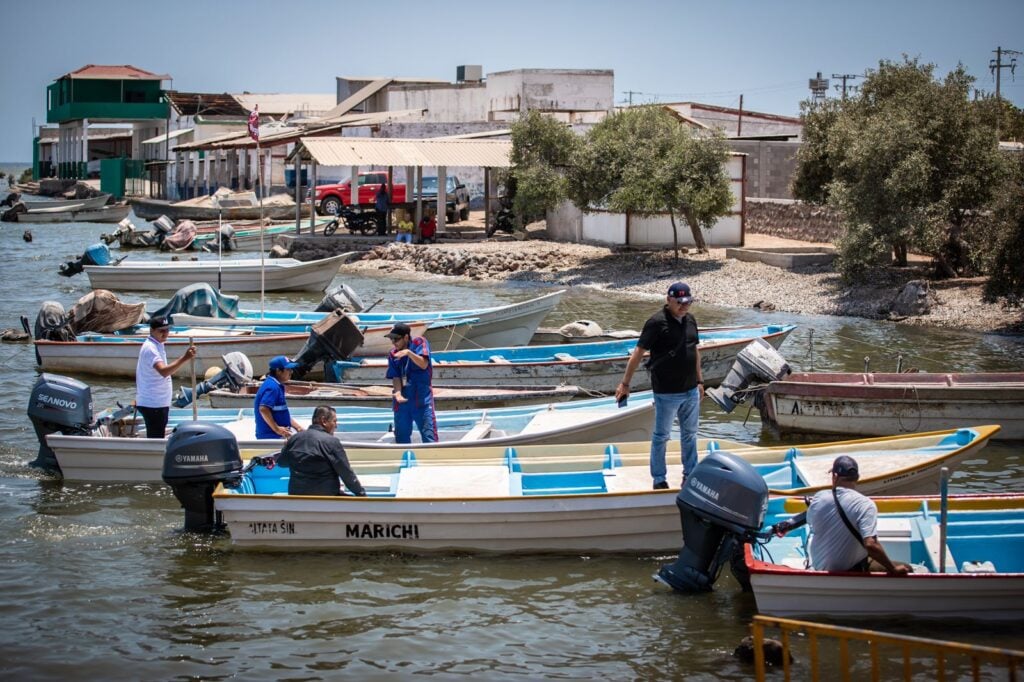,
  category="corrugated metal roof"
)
[232,93,336,117]
[297,137,512,168]
[166,91,247,117]
[61,64,171,80]
[430,129,512,140]
[142,128,195,145]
